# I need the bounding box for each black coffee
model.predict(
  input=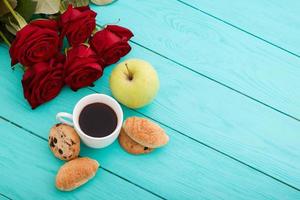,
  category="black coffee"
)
[79,103,118,138]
